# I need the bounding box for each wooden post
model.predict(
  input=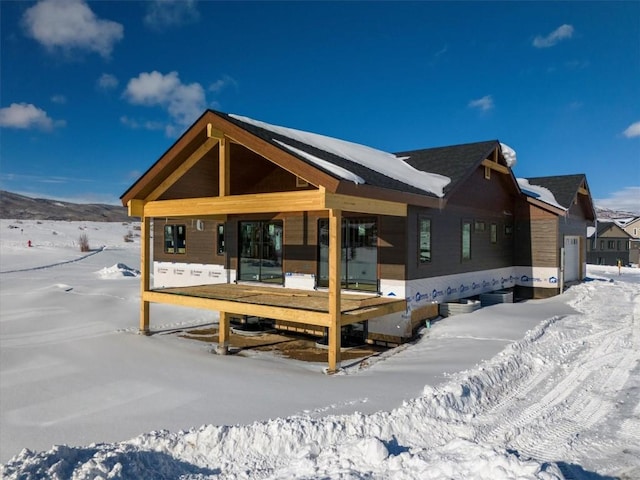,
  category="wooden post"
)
[328,208,342,373]
[139,215,150,334]
[219,137,230,197]
[217,311,230,354]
